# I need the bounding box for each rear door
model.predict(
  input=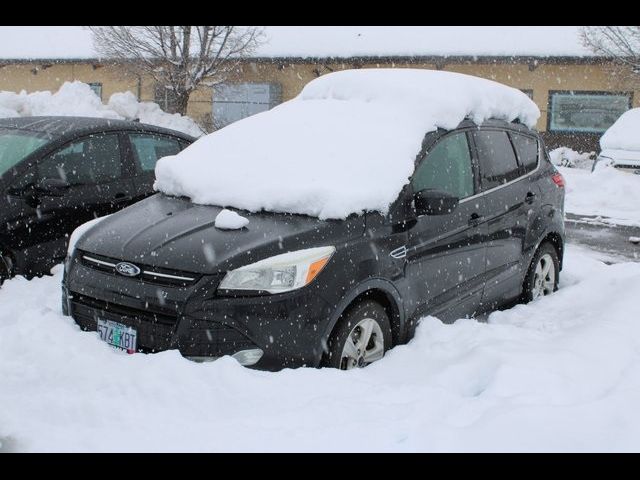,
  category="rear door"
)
[471,128,538,308]
[125,133,185,202]
[404,130,488,322]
